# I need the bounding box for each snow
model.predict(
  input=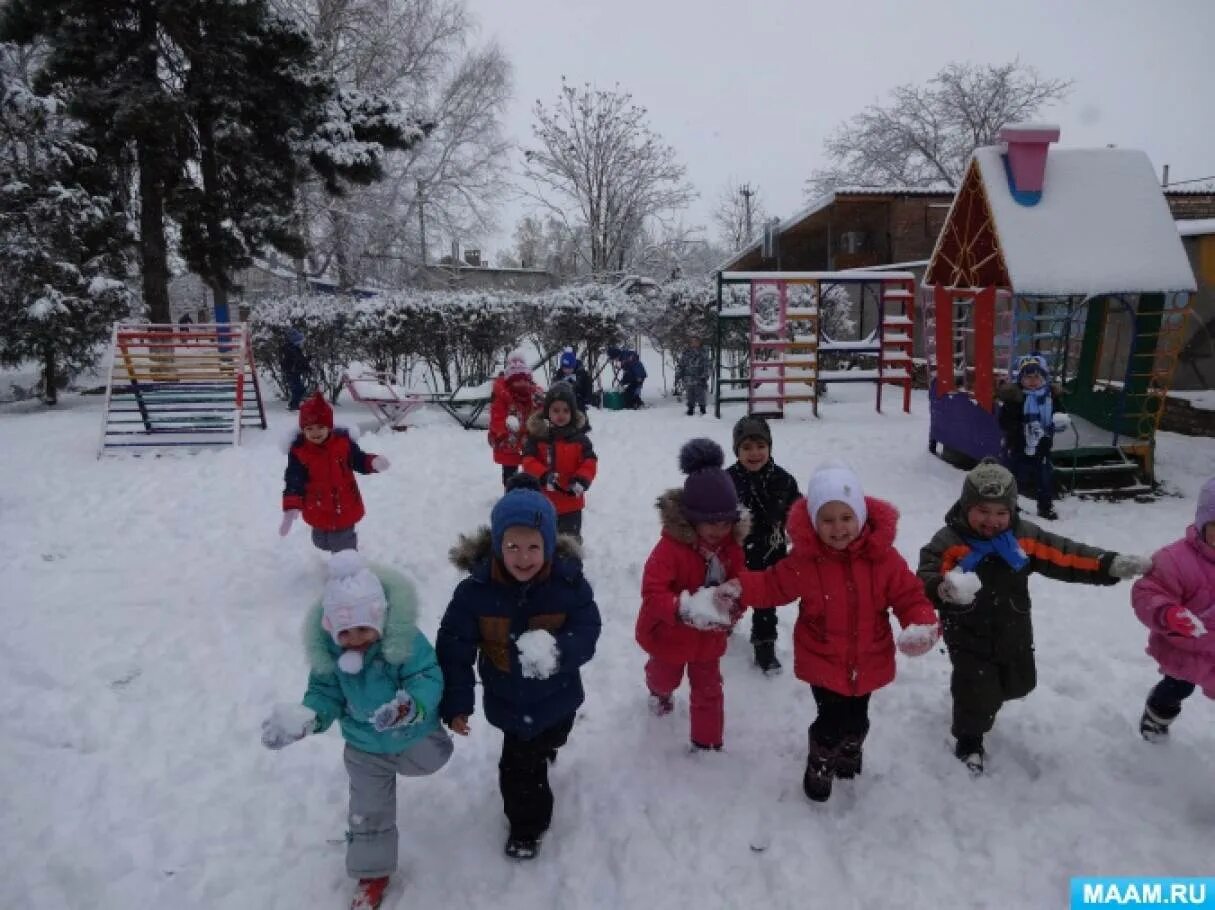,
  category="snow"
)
[945,567,984,604]
[516,629,560,680]
[1176,218,1215,238]
[677,586,731,630]
[973,146,1198,294]
[1,382,1213,908]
